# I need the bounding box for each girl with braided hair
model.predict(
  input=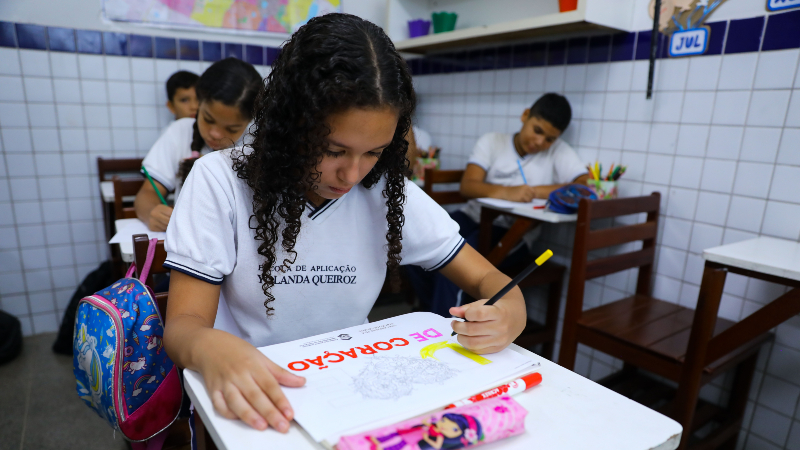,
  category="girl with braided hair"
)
[161,13,527,433]
[135,57,261,231]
